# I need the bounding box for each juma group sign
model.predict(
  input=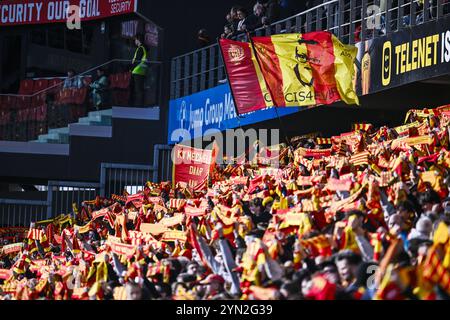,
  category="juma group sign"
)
[167,83,303,145]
